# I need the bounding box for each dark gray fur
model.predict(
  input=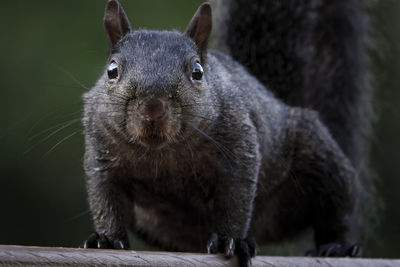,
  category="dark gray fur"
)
[82,1,361,262]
